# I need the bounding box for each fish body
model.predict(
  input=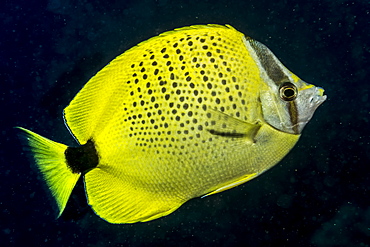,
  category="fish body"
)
[18,24,326,224]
